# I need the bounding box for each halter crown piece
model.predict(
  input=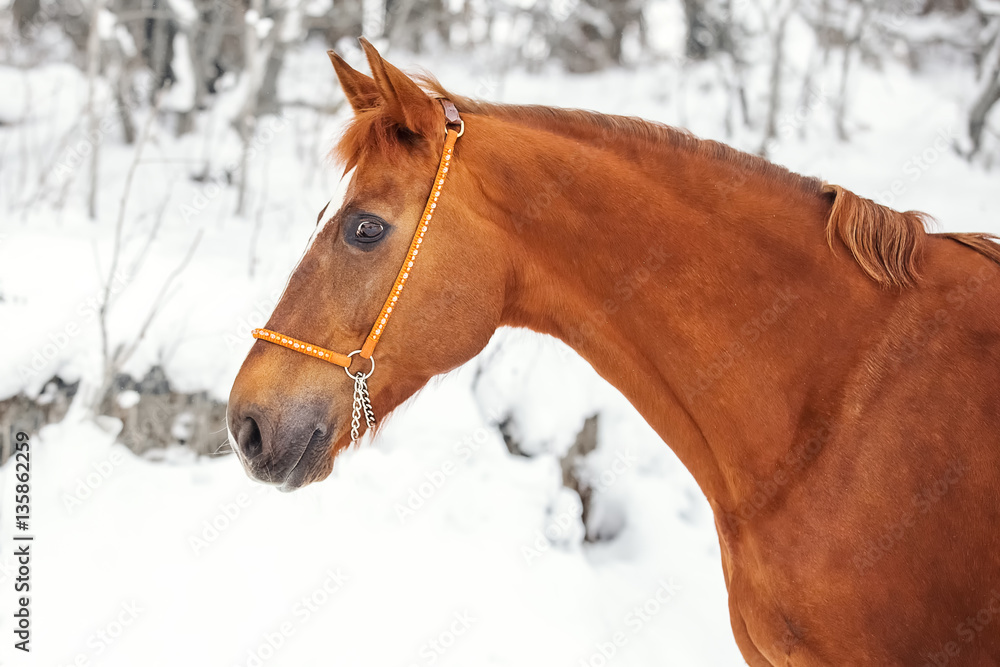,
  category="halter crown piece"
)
[252,100,465,442]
